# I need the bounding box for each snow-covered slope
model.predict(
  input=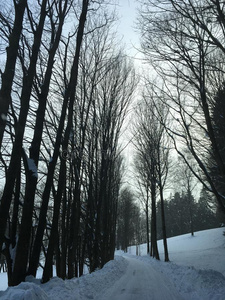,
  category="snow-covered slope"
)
[0,227,225,300]
[127,227,225,276]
